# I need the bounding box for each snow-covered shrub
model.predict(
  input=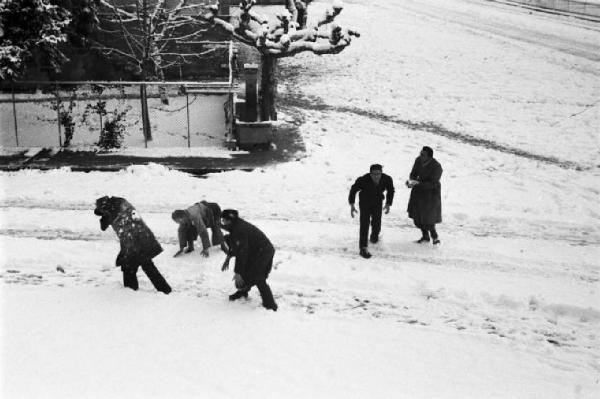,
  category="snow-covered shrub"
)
[97,109,128,150]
